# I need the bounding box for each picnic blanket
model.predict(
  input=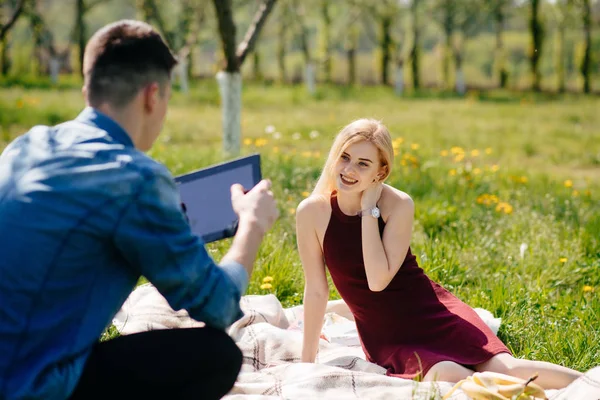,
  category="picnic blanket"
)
[113,283,600,399]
